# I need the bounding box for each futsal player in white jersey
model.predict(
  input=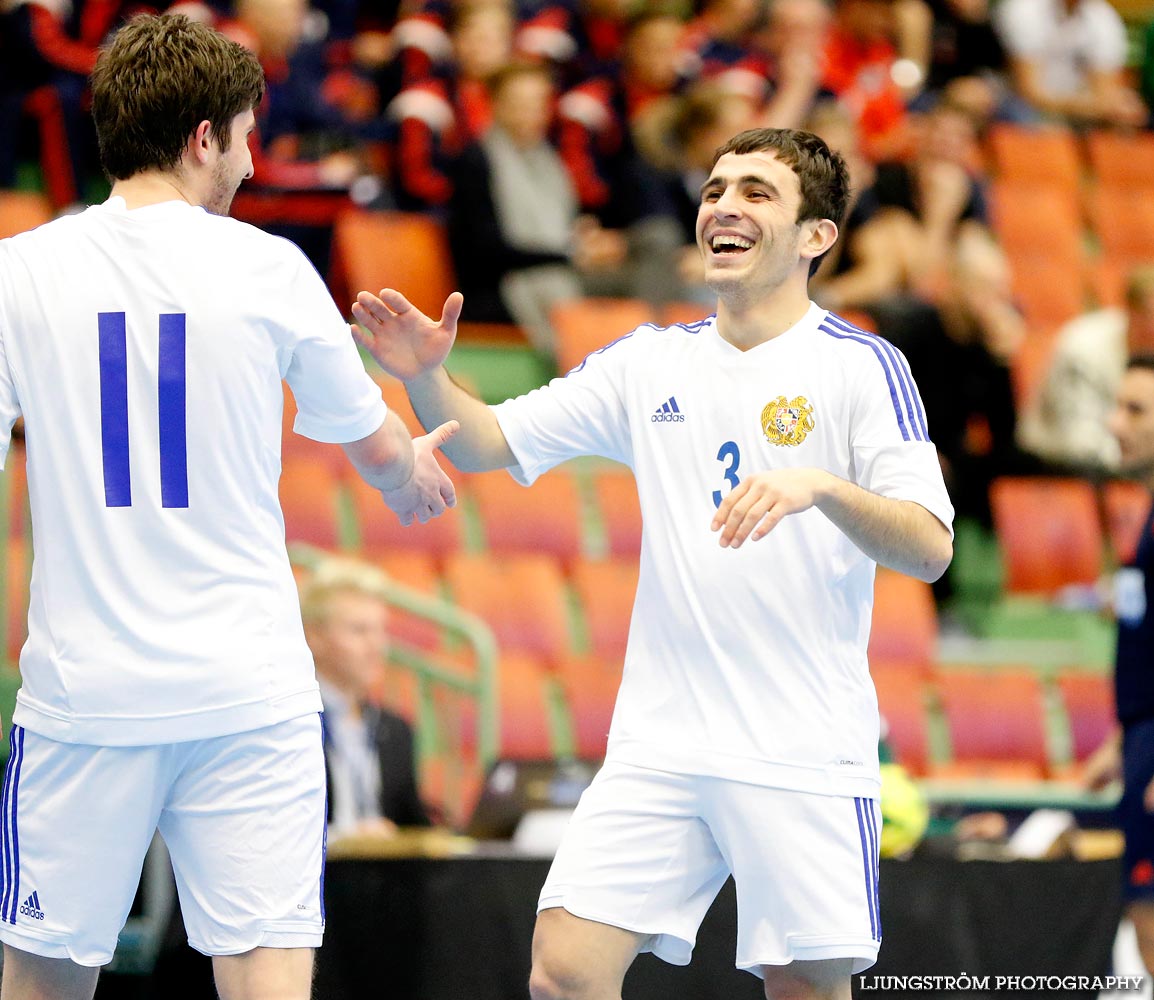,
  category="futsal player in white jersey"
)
[0,14,458,1000]
[353,128,954,1000]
